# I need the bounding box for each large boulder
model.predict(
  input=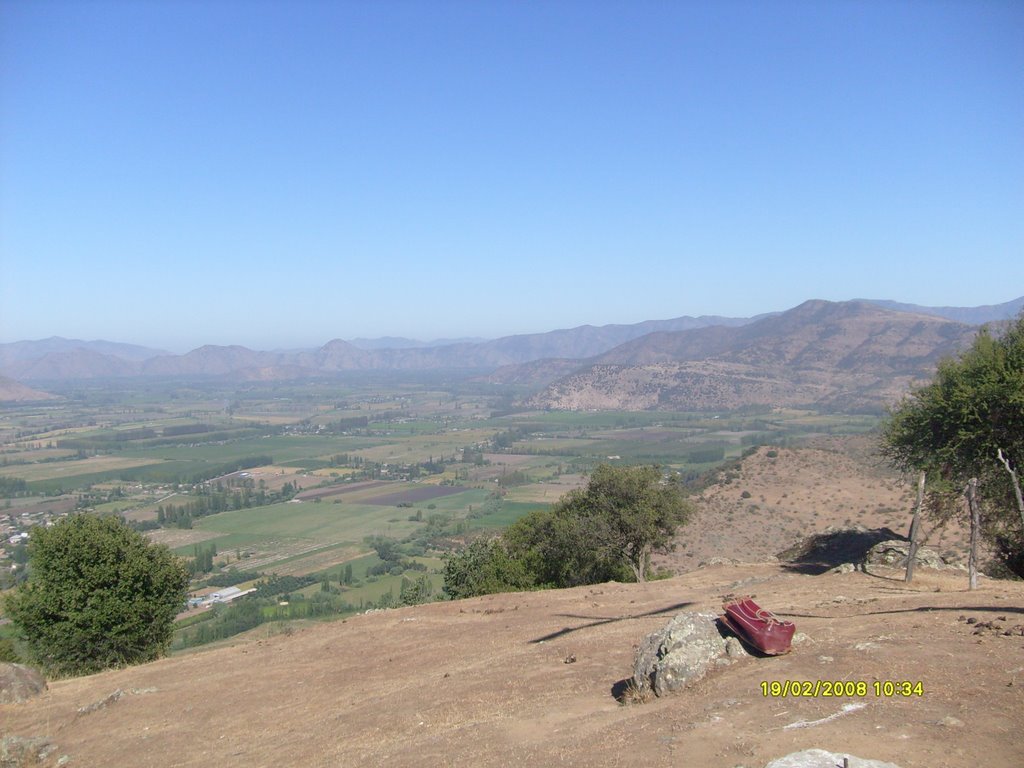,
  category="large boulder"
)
[864,540,960,570]
[0,663,47,704]
[632,611,748,697]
